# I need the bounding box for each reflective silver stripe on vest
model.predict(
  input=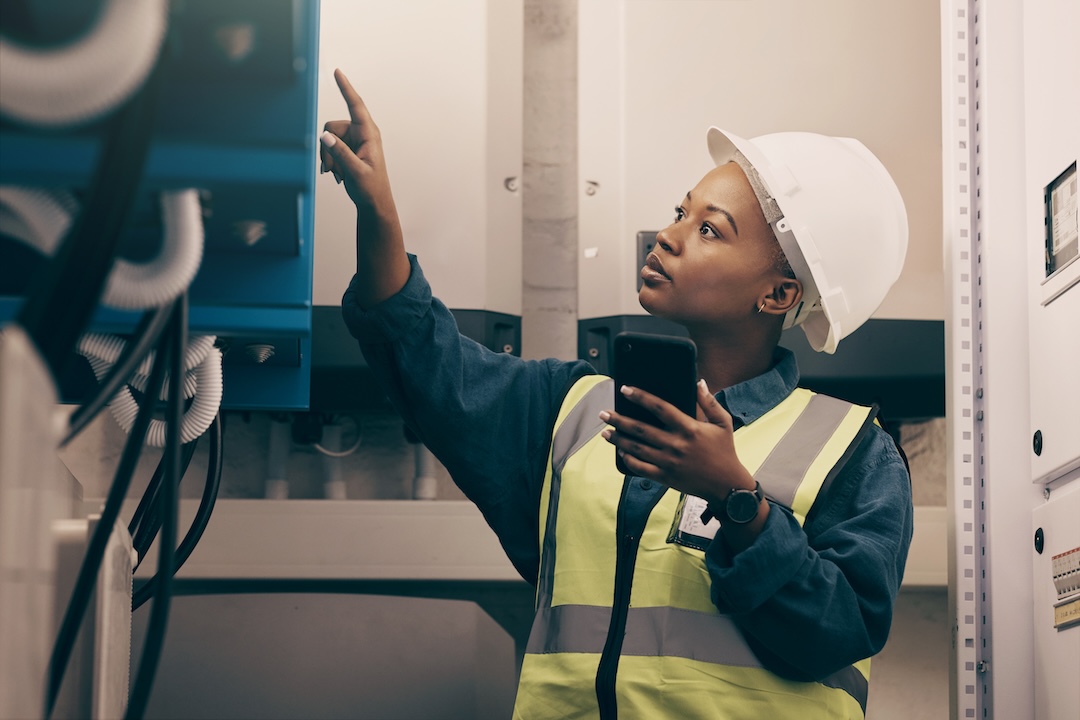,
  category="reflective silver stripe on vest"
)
[528,604,761,667]
[530,379,869,713]
[536,378,613,605]
[754,393,854,510]
[527,604,868,713]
